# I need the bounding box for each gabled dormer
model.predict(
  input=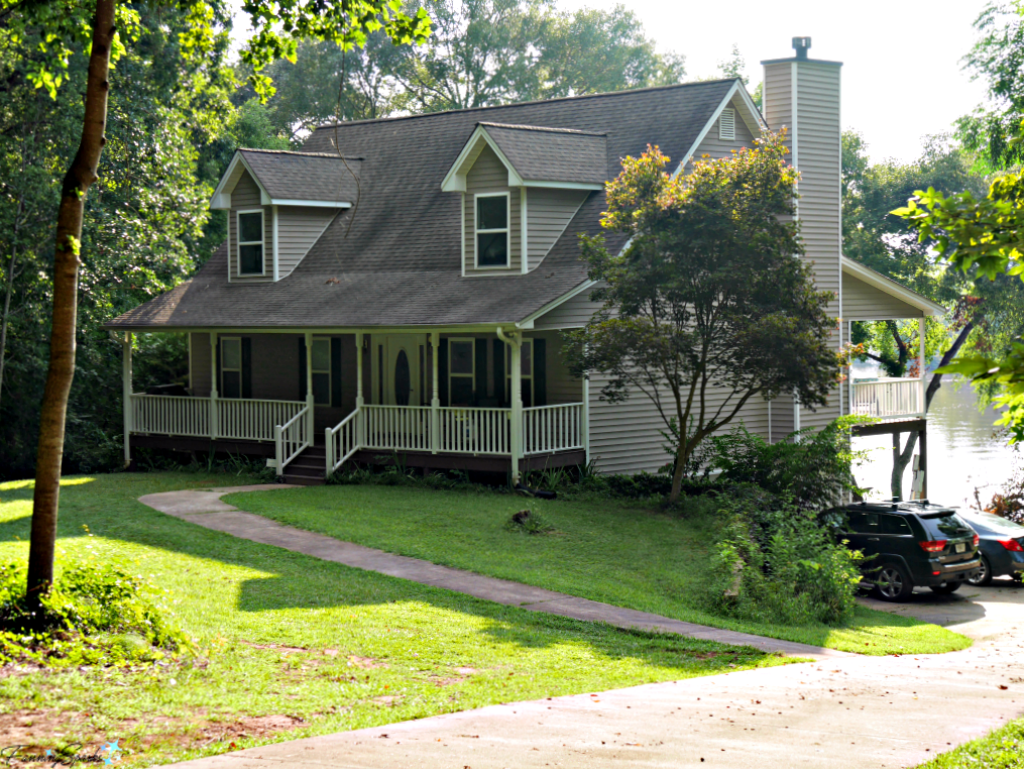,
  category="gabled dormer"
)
[210,149,359,282]
[442,123,606,276]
